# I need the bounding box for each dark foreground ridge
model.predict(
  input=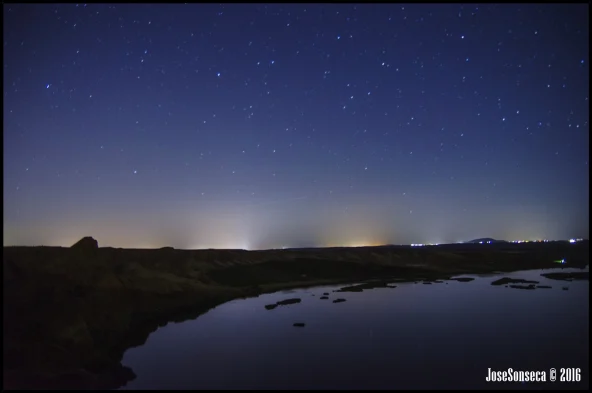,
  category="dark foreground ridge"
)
[3,238,589,389]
